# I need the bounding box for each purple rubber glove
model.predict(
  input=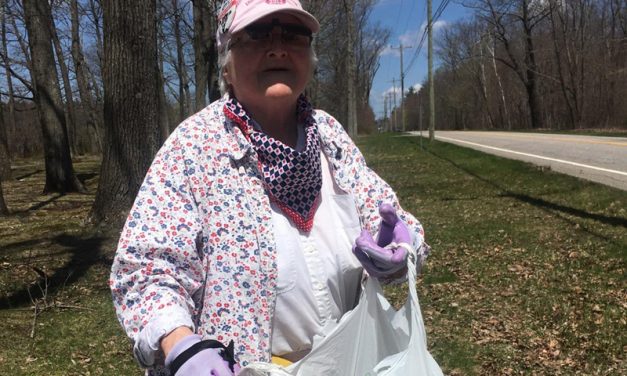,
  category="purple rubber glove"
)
[353,203,412,278]
[164,334,240,376]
